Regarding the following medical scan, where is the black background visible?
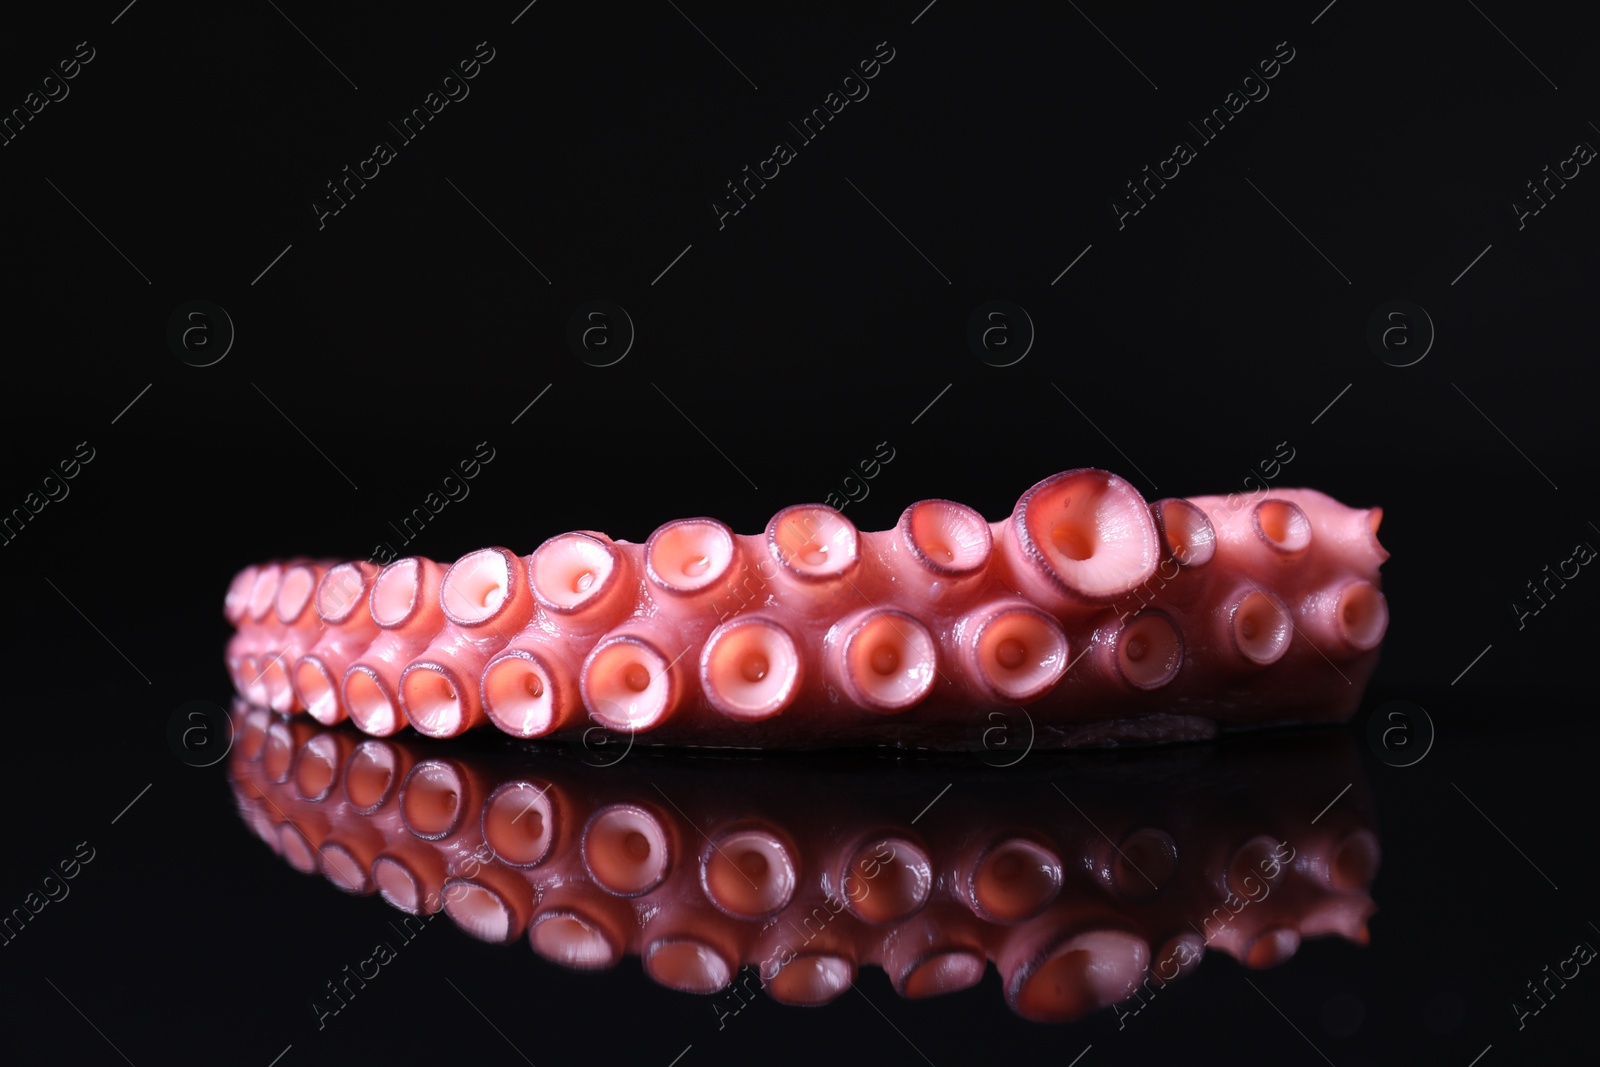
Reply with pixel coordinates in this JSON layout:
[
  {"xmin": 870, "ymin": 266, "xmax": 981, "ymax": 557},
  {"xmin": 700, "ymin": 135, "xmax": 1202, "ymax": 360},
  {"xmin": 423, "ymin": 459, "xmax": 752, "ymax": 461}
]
[{"xmin": 1, "ymin": 1, "xmax": 1596, "ymax": 1064}]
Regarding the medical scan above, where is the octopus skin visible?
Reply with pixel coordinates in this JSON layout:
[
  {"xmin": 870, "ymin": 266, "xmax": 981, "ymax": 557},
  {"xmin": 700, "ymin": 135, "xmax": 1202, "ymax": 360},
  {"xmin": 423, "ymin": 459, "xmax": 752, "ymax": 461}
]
[
  {"xmin": 229, "ymin": 705, "xmax": 1379, "ymax": 1022},
  {"xmin": 222, "ymin": 468, "xmax": 1389, "ymax": 747}
]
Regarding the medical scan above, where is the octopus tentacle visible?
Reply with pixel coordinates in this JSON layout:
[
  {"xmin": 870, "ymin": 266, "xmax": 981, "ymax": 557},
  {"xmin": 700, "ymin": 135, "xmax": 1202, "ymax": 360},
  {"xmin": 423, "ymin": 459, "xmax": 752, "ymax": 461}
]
[{"xmin": 223, "ymin": 469, "xmax": 1388, "ymax": 747}]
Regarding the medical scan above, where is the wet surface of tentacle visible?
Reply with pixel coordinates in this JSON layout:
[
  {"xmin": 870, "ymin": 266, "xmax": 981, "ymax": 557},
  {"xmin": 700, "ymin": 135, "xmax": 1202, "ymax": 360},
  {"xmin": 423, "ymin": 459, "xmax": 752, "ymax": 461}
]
[{"xmin": 223, "ymin": 469, "xmax": 1389, "ymax": 747}]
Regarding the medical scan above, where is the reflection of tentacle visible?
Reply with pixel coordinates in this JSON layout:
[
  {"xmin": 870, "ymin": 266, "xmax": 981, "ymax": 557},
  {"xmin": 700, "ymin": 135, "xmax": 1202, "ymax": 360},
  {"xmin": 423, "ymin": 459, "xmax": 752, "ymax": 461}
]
[
  {"xmin": 224, "ymin": 470, "xmax": 1388, "ymax": 745},
  {"xmin": 883, "ymin": 903, "xmax": 989, "ymax": 998},
  {"xmin": 997, "ymin": 906, "xmax": 1152, "ymax": 1023},
  {"xmin": 227, "ymin": 709, "xmax": 1379, "ymax": 1022}
]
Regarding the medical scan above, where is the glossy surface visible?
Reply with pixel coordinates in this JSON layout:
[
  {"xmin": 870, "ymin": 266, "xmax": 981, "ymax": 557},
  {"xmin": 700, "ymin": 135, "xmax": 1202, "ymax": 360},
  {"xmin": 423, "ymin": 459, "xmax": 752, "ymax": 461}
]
[
  {"xmin": 223, "ymin": 473, "xmax": 1388, "ymax": 747},
  {"xmin": 227, "ymin": 704, "xmax": 1378, "ymax": 1023}
]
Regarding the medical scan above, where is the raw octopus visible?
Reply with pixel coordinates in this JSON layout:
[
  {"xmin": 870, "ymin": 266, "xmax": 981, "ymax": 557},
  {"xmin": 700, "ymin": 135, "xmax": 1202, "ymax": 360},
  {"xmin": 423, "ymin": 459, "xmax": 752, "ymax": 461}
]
[{"xmin": 222, "ymin": 469, "xmax": 1388, "ymax": 747}]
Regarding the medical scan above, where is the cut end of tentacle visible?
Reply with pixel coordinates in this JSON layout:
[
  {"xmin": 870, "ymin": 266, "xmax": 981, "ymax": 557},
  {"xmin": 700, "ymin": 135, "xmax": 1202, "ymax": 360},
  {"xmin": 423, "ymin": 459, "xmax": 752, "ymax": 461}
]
[
  {"xmin": 1153, "ymin": 498, "xmax": 1216, "ymax": 566},
  {"xmin": 583, "ymin": 804, "xmax": 671, "ymax": 896},
  {"xmin": 843, "ymin": 837, "xmax": 932, "ymax": 925},
  {"xmin": 400, "ymin": 662, "xmax": 472, "ymax": 738},
  {"xmin": 1016, "ymin": 469, "xmax": 1159, "ymax": 600},
  {"xmin": 400, "ymin": 760, "xmax": 468, "ymax": 840},
  {"xmin": 1335, "ymin": 581, "xmax": 1388, "ymax": 651},
  {"xmin": 700, "ymin": 617, "xmax": 801, "ymax": 721},
  {"xmin": 972, "ymin": 838, "xmax": 1064, "ymax": 923},
  {"xmin": 768, "ymin": 504, "xmax": 859, "ymax": 580},
  {"xmin": 582, "ymin": 635, "xmax": 677, "ymax": 730},
  {"xmin": 901, "ymin": 499, "xmax": 994, "ymax": 577},
  {"xmin": 1254, "ymin": 499, "xmax": 1312, "ymax": 554},
  {"xmin": 440, "ymin": 547, "xmax": 517, "ymax": 626},
  {"xmin": 1230, "ymin": 590, "xmax": 1293, "ymax": 665},
  {"xmin": 1114, "ymin": 611, "xmax": 1184, "ymax": 690},
  {"xmin": 483, "ymin": 781, "xmax": 556, "ymax": 868},
  {"xmin": 530, "ymin": 911, "xmax": 620, "ymax": 971},
  {"xmin": 482, "ymin": 648, "xmax": 564, "ymax": 738},
  {"xmin": 971, "ymin": 604, "xmax": 1069, "ymax": 701},
  {"xmin": 701, "ymin": 827, "xmax": 796, "ymax": 919},
  {"xmin": 275, "ymin": 563, "xmax": 319, "ymax": 625},
  {"xmin": 645, "ymin": 938, "xmax": 734, "ymax": 994},
  {"xmin": 645, "ymin": 518, "xmax": 736, "ymax": 595},
  {"xmin": 1008, "ymin": 929, "xmax": 1150, "ymax": 1024},
  {"xmin": 765, "ymin": 955, "xmax": 855, "ymax": 1006},
  {"xmin": 839, "ymin": 610, "xmax": 937, "ymax": 712},
  {"xmin": 530, "ymin": 532, "xmax": 623, "ymax": 614}
]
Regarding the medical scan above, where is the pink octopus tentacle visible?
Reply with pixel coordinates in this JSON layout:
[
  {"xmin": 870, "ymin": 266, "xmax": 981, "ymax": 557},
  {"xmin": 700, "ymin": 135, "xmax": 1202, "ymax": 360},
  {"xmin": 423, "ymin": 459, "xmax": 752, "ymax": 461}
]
[{"xmin": 224, "ymin": 470, "xmax": 1389, "ymax": 746}]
